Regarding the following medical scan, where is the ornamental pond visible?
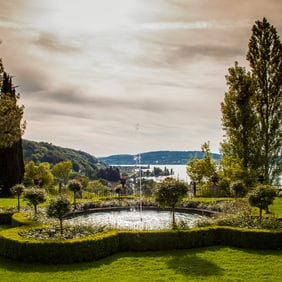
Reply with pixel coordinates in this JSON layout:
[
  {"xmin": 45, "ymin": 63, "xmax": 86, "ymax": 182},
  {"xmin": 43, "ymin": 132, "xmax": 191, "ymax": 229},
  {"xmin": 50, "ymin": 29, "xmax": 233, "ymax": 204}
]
[{"xmin": 66, "ymin": 209, "xmax": 204, "ymax": 230}]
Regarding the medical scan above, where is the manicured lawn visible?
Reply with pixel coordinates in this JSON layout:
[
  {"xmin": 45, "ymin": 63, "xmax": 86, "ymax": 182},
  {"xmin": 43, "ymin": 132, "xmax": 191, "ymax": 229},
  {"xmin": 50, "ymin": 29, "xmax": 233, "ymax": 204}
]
[
  {"xmin": 269, "ymin": 197, "xmax": 282, "ymax": 217},
  {"xmin": 0, "ymin": 246, "xmax": 281, "ymax": 281}
]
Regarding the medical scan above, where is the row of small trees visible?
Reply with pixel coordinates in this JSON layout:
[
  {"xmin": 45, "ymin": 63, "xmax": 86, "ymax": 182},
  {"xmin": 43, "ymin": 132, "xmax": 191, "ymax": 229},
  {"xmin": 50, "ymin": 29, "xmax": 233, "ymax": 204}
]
[{"xmin": 10, "ymin": 180, "xmax": 82, "ymax": 235}]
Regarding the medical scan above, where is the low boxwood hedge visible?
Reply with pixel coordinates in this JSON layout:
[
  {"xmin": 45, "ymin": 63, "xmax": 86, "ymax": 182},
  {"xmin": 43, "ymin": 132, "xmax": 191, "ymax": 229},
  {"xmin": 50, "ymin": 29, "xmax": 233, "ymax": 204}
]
[
  {"xmin": 0, "ymin": 225, "xmax": 281, "ymax": 264},
  {"xmin": 0, "ymin": 227, "xmax": 119, "ymax": 264},
  {"xmin": 0, "ymin": 212, "xmax": 281, "ymax": 264}
]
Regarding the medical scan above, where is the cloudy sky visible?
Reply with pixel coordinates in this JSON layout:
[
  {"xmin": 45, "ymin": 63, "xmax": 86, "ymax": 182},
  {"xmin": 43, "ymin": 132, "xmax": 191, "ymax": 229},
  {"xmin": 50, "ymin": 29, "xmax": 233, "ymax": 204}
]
[{"xmin": 0, "ymin": 0, "xmax": 281, "ymax": 157}]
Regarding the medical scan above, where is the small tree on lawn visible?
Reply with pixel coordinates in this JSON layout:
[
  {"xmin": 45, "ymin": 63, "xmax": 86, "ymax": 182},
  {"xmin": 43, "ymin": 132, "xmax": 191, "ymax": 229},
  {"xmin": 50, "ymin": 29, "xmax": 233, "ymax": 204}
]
[
  {"xmin": 154, "ymin": 177, "xmax": 188, "ymax": 228},
  {"xmin": 10, "ymin": 183, "xmax": 25, "ymax": 212},
  {"xmin": 24, "ymin": 187, "xmax": 46, "ymax": 216},
  {"xmin": 68, "ymin": 179, "xmax": 82, "ymax": 209},
  {"xmin": 230, "ymin": 180, "xmax": 248, "ymax": 198},
  {"xmin": 47, "ymin": 196, "xmax": 71, "ymax": 235},
  {"xmin": 247, "ymin": 184, "xmax": 277, "ymax": 222}
]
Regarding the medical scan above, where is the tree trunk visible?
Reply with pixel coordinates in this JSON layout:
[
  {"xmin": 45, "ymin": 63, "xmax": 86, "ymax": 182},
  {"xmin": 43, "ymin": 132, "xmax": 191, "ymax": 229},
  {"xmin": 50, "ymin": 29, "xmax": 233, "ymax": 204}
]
[
  {"xmin": 17, "ymin": 195, "xmax": 20, "ymax": 212},
  {"xmin": 172, "ymin": 206, "xmax": 176, "ymax": 229},
  {"xmin": 60, "ymin": 218, "xmax": 63, "ymax": 235},
  {"xmin": 73, "ymin": 192, "xmax": 76, "ymax": 209}
]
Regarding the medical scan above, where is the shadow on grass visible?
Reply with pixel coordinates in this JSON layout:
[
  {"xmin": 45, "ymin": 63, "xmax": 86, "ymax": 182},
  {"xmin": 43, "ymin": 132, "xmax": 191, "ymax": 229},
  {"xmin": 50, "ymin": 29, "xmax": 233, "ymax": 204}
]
[
  {"xmin": 166, "ymin": 249, "xmax": 223, "ymax": 277},
  {"xmin": 0, "ymin": 253, "xmax": 120, "ymax": 274}
]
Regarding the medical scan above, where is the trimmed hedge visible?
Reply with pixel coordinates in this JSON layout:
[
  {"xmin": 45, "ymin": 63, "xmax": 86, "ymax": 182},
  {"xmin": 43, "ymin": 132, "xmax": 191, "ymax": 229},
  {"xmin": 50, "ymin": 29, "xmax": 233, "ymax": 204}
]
[
  {"xmin": 11, "ymin": 212, "xmax": 36, "ymax": 227},
  {"xmin": 0, "ymin": 225, "xmax": 281, "ymax": 264},
  {"xmin": 0, "ymin": 212, "xmax": 281, "ymax": 263},
  {"xmin": 0, "ymin": 227, "xmax": 119, "ymax": 264},
  {"xmin": 0, "ymin": 212, "xmax": 13, "ymax": 225}
]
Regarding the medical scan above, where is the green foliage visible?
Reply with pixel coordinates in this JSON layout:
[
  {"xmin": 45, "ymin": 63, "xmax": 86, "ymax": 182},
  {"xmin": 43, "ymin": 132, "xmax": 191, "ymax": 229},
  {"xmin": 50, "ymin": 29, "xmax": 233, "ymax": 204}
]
[
  {"xmin": 51, "ymin": 160, "xmax": 72, "ymax": 185},
  {"xmin": 221, "ymin": 18, "xmax": 282, "ymax": 185},
  {"xmin": 47, "ymin": 196, "xmax": 71, "ymax": 235},
  {"xmin": 186, "ymin": 142, "xmax": 217, "ymax": 190},
  {"xmin": 23, "ymin": 140, "xmax": 102, "ymax": 179},
  {"xmin": 0, "ymin": 61, "xmax": 25, "ymax": 197},
  {"xmin": 68, "ymin": 179, "xmax": 82, "ymax": 208},
  {"xmin": 0, "ymin": 62, "xmax": 25, "ymax": 149},
  {"xmin": 155, "ymin": 178, "xmax": 188, "ymax": 209},
  {"xmin": 230, "ymin": 180, "xmax": 248, "ymax": 197},
  {"xmin": 248, "ymin": 185, "xmax": 278, "ymax": 219},
  {"xmin": 23, "ymin": 187, "xmax": 47, "ymax": 215},
  {"xmin": 154, "ymin": 177, "xmax": 188, "ymax": 227},
  {"xmin": 0, "ymin": 225, "xmax": 281, "ymax": 264},
  {"xmin": 68, "ymin": 180, "xmax": 82, "ymax": 192},
  {"xmin": 247, "ymin": 18, "xmax": 282, "ymax": 184},
  {"xmin": 24, "ymin": 161, "xmax": 53, "ymax": 188},
  {"xmin": 221, "ymin": 62, "xmax": 258, "ymax": 172}
]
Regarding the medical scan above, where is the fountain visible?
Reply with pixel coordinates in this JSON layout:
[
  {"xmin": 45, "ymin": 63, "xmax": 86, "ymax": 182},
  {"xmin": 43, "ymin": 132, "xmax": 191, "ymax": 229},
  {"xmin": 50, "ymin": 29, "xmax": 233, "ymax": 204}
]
[{"xmin": 66, "ymin": 208, "xmax": 204, "ymax": 230}]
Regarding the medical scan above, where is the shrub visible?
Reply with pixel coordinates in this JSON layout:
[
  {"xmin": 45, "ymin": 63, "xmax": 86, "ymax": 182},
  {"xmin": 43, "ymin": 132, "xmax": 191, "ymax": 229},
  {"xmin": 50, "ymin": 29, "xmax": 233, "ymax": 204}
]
[
  {"xmin": 23, "ymin": 187, "xmax": 47, "ymax": 216},
  {"xmin": 248, "ymin": 185, "xmax": 278, "ymax": 220},
  {"xmin": 47, "ymin": 196, "xmax": 71, "ymax": 235},
  {"xmin": 230, "ymin": 180, "xmax": 248, "ymax": 197}
]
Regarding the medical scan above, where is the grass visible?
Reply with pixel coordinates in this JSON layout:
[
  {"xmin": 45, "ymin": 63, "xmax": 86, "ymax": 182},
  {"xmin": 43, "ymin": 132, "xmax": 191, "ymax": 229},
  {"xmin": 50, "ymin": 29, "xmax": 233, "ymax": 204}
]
[
  {"xmin": 269, "ymin": 197, "xmax": 282, "ymax": 217},
  {"xmin": 0, "ymin": 246, "xmax": 281, "ymax": 281},
  {"xmin": 0, "ymin": 197, "xmax": 282, "ymax": 281}
]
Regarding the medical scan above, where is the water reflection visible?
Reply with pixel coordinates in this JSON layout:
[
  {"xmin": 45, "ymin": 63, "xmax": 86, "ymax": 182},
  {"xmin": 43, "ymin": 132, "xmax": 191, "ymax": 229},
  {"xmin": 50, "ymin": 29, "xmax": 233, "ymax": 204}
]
[{"xmin": 67, "ymin": 210, "xmax": 203, "ymax": 230}]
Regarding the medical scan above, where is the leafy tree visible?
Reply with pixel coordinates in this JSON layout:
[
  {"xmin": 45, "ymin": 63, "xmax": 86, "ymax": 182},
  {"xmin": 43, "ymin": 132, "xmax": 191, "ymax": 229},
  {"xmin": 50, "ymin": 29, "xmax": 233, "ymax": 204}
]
[
  {"xmin": 52, "ymin": 160, "xmax": 72, "ymax": 185},
  {"xmin": 221, "ymin": 62, "xmax": 258, "ymax": 172},
  {"xmin": 24, "ymin": 187, "xmax": 47, "ymax": 216},
  {"xmin": 36, "ymin": 162, "xmax": 54, "ymax": 187},
  {"xmin": 47, "ymin": 196, "xmax": 71, "ymax": 235},
  {"xmin": 23, "ymin": 161, "xmax": 38, "ymax": 186},
  {"xmin": 154, "ymin": 177, "xmax": 188, "ymax": 228},
  {"xmin": 221, "ymin": 18, "xmax": 282, "ymax": 185},
  {"xmin": 10, "ymin": 183, "xmax": 25, "ymax": 212},
  {"xmin": 24, "ymin": 161, "xmax": 53, "ymax": 188},
  {"xmin": 98, "ymin": 167, "xmax": 120, "ymax": 182},
  {"xmin": 186, "ymin": 142, "xmax": 217, "ymax": 191},
  {"xmin": 0, "ymin": 60, "xmax": 25, "ymax": 196},
  {"xmin": 68, "ymin": 179, "xmax": 82, "ymax": 209},
  {"xmin": 247, "ymin": 185, "xmax": 277, "ymax": 221}
]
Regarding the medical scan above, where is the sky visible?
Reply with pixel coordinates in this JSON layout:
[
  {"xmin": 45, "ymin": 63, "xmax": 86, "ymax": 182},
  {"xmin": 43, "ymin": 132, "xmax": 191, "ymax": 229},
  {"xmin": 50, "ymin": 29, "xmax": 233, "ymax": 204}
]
[{"xmin": 0, "ymin": 0, "xmax": 281, "ymax": 157}]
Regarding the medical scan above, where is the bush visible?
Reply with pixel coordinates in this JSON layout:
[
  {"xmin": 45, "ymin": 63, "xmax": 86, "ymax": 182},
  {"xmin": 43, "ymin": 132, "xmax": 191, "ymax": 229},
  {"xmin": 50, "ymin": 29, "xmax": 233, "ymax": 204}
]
[
  {"xmin": 0, "ymin": 225, "xmax": 281, "ymax": 263},
  {"xmin": 230, "ymin": 180, "xmax": 247, "ymax": 197}
]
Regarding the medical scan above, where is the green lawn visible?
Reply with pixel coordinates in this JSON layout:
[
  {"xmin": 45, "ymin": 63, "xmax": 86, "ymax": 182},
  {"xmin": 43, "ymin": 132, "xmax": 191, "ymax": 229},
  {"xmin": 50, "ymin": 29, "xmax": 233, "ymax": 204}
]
[
  {"xmin": 0, "ymin": 246, "xmax": 281, "ymax": 281},
  {"xmin": 269, "ymin": 197, "xmax": 282, "ymax": 217}
]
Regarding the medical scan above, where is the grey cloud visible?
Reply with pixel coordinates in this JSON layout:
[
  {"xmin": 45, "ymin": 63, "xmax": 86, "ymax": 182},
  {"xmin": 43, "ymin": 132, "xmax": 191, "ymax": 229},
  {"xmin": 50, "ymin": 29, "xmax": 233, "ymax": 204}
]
[{"xmin": 33, "ymin": 32, "xmax": 81, "ymax": 53}]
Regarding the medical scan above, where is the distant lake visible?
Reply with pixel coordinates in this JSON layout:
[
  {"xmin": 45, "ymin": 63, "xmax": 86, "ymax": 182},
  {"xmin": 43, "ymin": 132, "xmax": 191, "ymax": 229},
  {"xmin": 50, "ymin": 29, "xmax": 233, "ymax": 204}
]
[
  {"xmin": 145, "ymin": 164, "xmax": 190, "ymax": 183},
  {"xmin": 115, "ymin": 164, "xmax": 190, "ymax": 183}
]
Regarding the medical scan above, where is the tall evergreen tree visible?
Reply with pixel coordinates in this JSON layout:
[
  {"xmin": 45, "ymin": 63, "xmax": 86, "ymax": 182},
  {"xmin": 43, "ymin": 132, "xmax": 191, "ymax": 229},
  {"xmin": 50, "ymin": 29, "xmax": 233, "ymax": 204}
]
[
  {"xmin": 246, "ymin": 18, "xmax": 282, "ymax": 184},
  {"xmin": 0, "ymin": 59, "xmax": 25, "ymax": 196},
  {"xmin": 221, "ymin": 18, "xmax": 282, "ymax": 185}
]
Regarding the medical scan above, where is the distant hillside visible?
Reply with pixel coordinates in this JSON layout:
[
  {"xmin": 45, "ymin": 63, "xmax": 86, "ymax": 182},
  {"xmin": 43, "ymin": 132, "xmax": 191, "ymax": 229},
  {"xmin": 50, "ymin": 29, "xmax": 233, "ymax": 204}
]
[
  {"xmin": 98, "ymin": 151, "xmax": 221, "ymax": 165},
  {"xmin": 23, "ymin": 140, "xmax": 106, "ymax": 177}
]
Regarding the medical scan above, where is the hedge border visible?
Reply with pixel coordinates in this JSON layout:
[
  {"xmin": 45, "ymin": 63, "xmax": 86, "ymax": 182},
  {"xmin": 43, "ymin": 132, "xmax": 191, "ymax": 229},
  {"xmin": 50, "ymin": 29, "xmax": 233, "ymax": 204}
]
[{"xmin": 0, "ymin": 213, "xmax": 281, "ymax": 264}]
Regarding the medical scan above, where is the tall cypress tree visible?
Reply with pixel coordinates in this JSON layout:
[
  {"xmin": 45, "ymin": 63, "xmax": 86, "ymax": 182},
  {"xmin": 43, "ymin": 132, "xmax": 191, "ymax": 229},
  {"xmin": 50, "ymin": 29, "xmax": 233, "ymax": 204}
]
[
  {"xmin": 247, "ymin": 18, "xmax": 282, "ymax": 184},
  {"xmin": 0, "ymin": 60, "xmax": 25, "ymax": 196}
]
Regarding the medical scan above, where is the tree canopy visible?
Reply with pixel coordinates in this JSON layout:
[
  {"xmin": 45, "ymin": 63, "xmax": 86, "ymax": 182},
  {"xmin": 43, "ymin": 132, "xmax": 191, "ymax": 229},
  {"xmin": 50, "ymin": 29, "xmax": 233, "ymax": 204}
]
[
  {"xmin": 0, "ymin": 60, "xmax": 25, "ymax": 196},
  {"xmin": 221, "ymin": 18, "xmax": 282, "ymax": 185}
]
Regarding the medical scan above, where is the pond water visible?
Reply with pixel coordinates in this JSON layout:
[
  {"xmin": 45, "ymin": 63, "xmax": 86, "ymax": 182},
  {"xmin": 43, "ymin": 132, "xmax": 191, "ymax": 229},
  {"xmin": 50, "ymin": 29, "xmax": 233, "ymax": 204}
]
[{"xmin": 66, "ymin": 209, "xmax": 203, "ymax": 230}]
